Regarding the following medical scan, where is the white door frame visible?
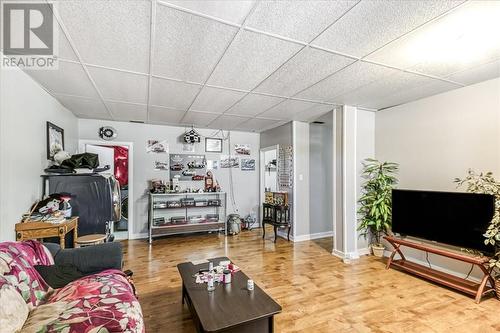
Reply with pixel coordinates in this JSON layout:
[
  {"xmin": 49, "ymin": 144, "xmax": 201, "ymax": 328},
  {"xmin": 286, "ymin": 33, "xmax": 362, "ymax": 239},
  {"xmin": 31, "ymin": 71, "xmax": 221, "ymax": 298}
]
[
  {"xmin": 259, "ymin": 145, "xmax": 279, "ymax": 227},
  {"xmin": 78, "ymin": 140, "xmax": 134, "ymax": 240}
]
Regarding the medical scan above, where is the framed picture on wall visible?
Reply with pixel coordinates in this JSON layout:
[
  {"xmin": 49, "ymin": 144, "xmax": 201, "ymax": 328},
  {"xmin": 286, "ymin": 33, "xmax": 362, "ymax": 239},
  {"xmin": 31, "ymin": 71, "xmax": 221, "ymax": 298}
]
[
  {"xmin": 205, "ymin": 138, "xmax": 222, "ymax": 153},
  {"xmin": 46, "ymin": 121, "xmax": 64, "ymax": 160}
]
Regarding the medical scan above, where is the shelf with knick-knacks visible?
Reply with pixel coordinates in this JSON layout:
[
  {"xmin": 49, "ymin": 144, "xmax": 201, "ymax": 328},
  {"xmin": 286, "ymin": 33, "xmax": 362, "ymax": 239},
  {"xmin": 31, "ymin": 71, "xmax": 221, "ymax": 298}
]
[{"xmin": 148, "ymin": 192, "xmax": 226, "ymax": 243}]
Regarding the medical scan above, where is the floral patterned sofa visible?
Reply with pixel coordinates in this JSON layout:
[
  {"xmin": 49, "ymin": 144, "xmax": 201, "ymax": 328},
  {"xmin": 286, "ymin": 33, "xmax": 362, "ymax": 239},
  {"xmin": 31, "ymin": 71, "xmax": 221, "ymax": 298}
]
[{"xmin": 0, "ymin": 240, "xmax": 143, "ymax": 333}]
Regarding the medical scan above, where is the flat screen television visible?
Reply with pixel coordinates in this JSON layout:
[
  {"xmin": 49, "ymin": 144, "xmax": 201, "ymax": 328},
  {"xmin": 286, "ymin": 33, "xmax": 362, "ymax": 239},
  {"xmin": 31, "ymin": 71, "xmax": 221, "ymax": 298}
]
[{"xmin": 391, "ymin": 189, "xmax": 496, "ymax": 254}]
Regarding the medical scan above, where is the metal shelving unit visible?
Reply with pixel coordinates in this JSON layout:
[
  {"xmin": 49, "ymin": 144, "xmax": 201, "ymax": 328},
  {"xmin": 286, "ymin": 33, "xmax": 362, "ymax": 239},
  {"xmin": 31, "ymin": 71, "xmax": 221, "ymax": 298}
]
[{"xmin": 148, "ymin": 192, "xmax": 226, "ymax": 243}]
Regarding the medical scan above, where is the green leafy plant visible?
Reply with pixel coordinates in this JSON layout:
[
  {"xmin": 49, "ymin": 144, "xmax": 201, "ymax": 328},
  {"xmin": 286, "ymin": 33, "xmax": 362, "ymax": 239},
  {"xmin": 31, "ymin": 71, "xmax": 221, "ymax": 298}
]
[
  {"xmin": 358, "ymin": 158, "xmax": 399, "ymax": 246},
  {"xmin": 454, "ymin": 170, "xmax": 500, "ymax": 270}
]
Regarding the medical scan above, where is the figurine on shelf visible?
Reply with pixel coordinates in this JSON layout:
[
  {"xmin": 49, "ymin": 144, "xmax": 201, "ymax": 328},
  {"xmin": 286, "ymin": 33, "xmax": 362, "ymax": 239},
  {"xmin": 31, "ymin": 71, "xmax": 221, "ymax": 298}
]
[{"xmin": 205, "ymin": 171, "xmax": 214, "ymax": 192}]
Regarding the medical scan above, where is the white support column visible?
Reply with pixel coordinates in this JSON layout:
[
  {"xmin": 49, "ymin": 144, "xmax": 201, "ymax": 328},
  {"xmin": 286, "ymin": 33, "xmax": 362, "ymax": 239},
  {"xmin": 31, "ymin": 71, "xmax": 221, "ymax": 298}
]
[{"xmin": 332, "ymin": 105, "xmax": 359, "ymax": 262}]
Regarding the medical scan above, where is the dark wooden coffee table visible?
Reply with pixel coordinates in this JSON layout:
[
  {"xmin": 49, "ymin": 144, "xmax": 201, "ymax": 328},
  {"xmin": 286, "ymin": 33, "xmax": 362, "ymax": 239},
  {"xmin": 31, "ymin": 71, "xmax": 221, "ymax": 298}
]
[{"xmin": 177, "ymin": 257, "xmax": 282, "ymax": 333}]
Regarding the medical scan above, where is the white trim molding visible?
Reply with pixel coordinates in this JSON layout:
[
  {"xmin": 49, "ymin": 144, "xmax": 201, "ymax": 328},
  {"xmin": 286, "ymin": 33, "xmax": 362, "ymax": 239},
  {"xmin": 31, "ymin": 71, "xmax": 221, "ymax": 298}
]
[
  {"xmin": 130, "ymin": 233, "xmax": 148, "ymax": 240},
  {"xmin": 332, "ymin": 249, "xmax": 361, "ymax": 263},
  {"xmin": 292, "ymin": 231, "xmax": 334, "ymax": 242}
]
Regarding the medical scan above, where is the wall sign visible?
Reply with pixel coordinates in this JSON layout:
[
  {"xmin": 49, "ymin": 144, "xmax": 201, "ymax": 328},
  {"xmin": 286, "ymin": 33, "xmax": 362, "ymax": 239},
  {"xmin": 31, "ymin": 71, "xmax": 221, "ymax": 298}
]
[
  {"xmin": 169, "ymin": 154, "xmax": 206, "ymax": 181},
  {"xmin": 205, "ymin": 138, "xmax": 223, "ymax": 153}
]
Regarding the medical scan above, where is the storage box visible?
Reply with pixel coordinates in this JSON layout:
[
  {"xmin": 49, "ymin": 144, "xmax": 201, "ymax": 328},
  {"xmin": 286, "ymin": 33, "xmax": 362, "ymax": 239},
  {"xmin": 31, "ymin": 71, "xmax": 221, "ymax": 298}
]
[
  {"xmin": 207, "ymin": 199, "xmax": 221, "ymax": 206},
  {"xmin": 181, "ymin": 198, "xmax": 195, "ymax": 207},
  {"xmin": 170, "ymin": 216, "xmax": 187, "ymax": 225},
  {"xmin": 153, "ymin": 217, "xmax": 166, "ymax": 226},
  {"xmin": 188, "ymin": 215, "xmax": 204, "ymax": 223},
  {"xmin": 153, "ymin": 202, "xmax": 167, "ymax": 209},
  {"xmin": 195, "ymin": 200, "xmax": 208, "ymax": 207},
  {"xmin": 205, "ymin": 214, "xmax": 219, "ymax": 222},
  {"xmin": 167, "ymin": 200, "xmax": 182, "ymax": 208}
]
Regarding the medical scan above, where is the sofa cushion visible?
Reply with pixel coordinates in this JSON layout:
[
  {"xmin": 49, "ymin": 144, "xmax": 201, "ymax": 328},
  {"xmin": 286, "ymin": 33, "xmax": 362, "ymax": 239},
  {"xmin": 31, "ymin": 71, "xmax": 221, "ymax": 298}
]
[
  {"xmin": 21, "ymin": 300, "xmax": 77, "ymax": 333},
  {"xmin": 0, "ymin": 241, "xmax": 52, "ymax": 307},
  {"xmin": 27, "ymin": 269, "xmax": 144, "ymax": 332},
  {"xmin": 0, "ymin": 275, "xmax": 29, "ymax": 333}
]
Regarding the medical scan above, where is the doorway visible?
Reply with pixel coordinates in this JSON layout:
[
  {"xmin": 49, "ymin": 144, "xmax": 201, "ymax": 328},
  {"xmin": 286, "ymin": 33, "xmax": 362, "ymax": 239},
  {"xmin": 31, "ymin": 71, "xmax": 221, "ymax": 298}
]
[
  {"xmin": 259, "ymin": 145, "xmax": 279, "ymax": 228},
  {"xmin": 79, "ymin": 140, "xmax": 134, "ymax": 240}
]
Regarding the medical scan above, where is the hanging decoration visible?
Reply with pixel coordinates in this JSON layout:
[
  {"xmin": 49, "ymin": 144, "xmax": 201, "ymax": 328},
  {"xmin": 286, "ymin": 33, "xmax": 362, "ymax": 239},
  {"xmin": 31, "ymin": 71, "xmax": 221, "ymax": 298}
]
[
  {"xmin": 183, "ymin": 127, "xmax": 201, "ymax": 144},
  {"xmin": 99, "ymin": 126, "xmax": 117, "ymax": 140}
]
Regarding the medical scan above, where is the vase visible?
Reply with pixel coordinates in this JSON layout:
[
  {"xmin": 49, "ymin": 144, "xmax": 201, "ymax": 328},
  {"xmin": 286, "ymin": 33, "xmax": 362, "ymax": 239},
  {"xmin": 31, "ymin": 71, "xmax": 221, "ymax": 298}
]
[{"xmin": 371, "ymin": 244, "xmax": 385, "ymax": 257}]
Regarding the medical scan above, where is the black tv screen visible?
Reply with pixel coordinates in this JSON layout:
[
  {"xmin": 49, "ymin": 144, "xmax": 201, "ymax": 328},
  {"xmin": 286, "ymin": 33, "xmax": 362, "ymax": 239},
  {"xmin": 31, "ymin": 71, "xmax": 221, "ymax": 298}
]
[{"xmin": 392, "ymin": 189, "xmax": 495, "ymax": 254}]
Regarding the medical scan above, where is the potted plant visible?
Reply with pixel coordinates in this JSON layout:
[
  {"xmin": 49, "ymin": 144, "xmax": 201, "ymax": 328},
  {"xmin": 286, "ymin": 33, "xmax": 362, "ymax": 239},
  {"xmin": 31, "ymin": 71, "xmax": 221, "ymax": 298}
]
[
  {"xmin": 358, "ymin": 158, "xmax": 399, "ymax": 257},
  {"xmin": 455, "ymin": 170, "xmax": 500, "ymax": 293}
]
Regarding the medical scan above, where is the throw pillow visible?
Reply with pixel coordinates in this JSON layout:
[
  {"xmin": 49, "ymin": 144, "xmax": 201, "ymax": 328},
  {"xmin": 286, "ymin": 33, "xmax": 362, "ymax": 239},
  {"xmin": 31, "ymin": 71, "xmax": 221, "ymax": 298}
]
[
  {"xmin": 35, "ymin": 264, "xmax": 84, "ymax": 289},
  {"xmin": 0, "ymin": 275, "xmax": 29, "ymax": 333}
]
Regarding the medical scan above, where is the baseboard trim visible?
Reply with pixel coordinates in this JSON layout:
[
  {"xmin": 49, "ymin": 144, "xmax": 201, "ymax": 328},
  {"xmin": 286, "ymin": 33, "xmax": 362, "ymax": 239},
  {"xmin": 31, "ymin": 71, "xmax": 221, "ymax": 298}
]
[
  {"xmin": 292, "ymin": 231, "xmax": 334, "ymax": 242},
  {"xmin": 129, "ymin": 233, "xmax": 148, "ymax": 240},
  {"xmin": 331, "ymin": 249, "xmax": 361, "ymax": 262},
  {"xmin": 357, "ymin": 247, "xmax": 371, "ymax": 256}
]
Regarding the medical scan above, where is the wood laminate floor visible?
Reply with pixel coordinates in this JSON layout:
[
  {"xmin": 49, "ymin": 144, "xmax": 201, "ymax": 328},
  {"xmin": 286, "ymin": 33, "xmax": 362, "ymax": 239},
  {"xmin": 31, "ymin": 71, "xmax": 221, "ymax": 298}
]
[{"xmin": 122, "ymin": 227, "xmax": 500, "ymax": 333}]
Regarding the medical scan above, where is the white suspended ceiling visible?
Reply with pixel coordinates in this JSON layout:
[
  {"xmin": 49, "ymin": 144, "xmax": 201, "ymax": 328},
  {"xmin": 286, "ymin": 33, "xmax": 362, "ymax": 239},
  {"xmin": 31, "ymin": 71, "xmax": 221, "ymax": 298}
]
[{"xmin": 16, "ymin": 0, "xmax": 500, "ymax": 132}]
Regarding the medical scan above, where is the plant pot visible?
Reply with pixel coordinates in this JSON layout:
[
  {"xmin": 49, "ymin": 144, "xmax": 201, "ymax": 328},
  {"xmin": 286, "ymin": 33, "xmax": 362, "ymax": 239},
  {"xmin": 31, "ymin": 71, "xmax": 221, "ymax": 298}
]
[{"xmin": 371, "ymin": 244, "xmax": 385, "ymax": 257}]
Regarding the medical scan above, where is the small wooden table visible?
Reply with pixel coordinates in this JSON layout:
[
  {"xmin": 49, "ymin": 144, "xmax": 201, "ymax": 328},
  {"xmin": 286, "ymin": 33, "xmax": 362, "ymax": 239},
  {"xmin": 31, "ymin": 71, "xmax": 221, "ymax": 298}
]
[
  {"xmin": 76, "ymin": 234, "xmax": 106, "ymax": 247},
  {"xmin": 262, "ymin": 203, "xmax": 291, "ymax": 243},
  {"xmin": 15, "ymin": 217, "xmax": 78, "ymax": 249},
  {"xmin": 178, "ymin": 257, "xmax": 282, "ymax": 333}
]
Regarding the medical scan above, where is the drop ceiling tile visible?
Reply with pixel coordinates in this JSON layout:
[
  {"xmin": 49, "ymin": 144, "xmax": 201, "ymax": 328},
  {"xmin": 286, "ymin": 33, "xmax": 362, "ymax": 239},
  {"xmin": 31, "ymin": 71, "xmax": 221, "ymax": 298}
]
[
  {"xmin": 24, "ymin": 61, "xmax": 99, "ymax": 98},
  {"xmin": 226, "ymin": 93, "xmax": 284, "ymax": 116},
  {"xmin": 105, "ymin": 101, "xmax": 147, "ymax": 122},
  {"xmin": 88, "ymin": 67, "xmax": 148, "ymax": 104},
  {"xmin": 207, "ymin": 30, "xmax": 303, "ymax": 90},
  {"xmin": 313, "ymin": 1, "xmax": 463, "ymax": 58},
  {"xmin": 154, "ymin": 5, "xmax": 238, "ymax": 83},
  {"xmin": 149, "ymin": 105, "xmax": 186, "ymax": 123},
  {"xmin": 182, "ymin": 111, "xmax": 220, "ymax": 126},
  {"xmin": 55, "ymin": 95, "xmax": 110, "ymax": 119},
  {"xmin": 191, "ymin": 86, "xmax": 246, "ymax": 113},
  {"xmin": 55, "ymin": 25, "xmax": 78, "ymax": 61},
  {"xmin": 150, "ymin": 78, "xmax": 202, "ymax": 110},
  {"xmin": 292, "ymin": 104, "xmax": 334, "ymax": 122},
  {"xmin": 208, "ymin": 115, "xmax": 250, "ymax": 130},
  {"xmin": 235, "ymin": 118, "xmax": 283, "ymax": 132},
  {"xmin": 333, "ymin": 70, "xmax": 438, "ymax": 109},
  {"xmin": 259, "ymin": 99, "xmax": 317, "ymax": 120},
  {"xmin": 57, "ymin": 0, "xmax": 150, "ymax": 72},
  {"xmin": 255, "ymin": 47, "xmax": 355, "ymax": 97},
  {"xmin": 162, "ymin": 1, "xmax": 255, "ymax": 25},
  {"xmin": 296, "ymin": 61, "xmax": 397, "ymax": 102},
  {"xmin": 366, "ymin": 2, "xmax": 500, "ymax": 77},
  {"xmin": 369, "ymin": 79, "xmax": 460, "ymax": 109},
  {"xmin": 246, "ymin": 0, "xmax": 357, "ymax": 42},
  {"xmin": 446, "ymin": 59, "xmax": 500, "ymax": 85}
]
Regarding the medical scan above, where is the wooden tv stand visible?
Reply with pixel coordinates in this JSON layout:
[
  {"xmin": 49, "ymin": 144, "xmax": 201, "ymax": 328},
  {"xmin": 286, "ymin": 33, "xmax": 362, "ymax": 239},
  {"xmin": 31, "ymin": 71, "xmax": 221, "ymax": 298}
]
[{"xmin": 384, "ymin": 236, "xmax": 496, "ymax": 303}]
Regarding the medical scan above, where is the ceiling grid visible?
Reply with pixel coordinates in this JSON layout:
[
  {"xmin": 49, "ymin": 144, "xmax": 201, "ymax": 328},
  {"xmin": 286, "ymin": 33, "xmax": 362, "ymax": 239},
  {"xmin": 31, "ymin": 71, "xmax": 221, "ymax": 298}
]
[{"xmin": 14, "ymin": 0, "xmax": 498, "ymax": 131}]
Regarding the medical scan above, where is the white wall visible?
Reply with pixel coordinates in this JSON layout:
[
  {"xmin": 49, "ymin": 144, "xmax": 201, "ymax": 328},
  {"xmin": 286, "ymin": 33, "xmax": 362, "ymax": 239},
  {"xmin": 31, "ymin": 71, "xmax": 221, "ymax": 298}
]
[
  {"xmin": 376, "ymin": 78, "xmax": 500, "ymax": 191},
  {"xmin": 0, "ymin": 67, "xmax": 78, "ymax": 241},
  {"xmin": 309, "ymin": 112, "xmax": 334, "ymax": 235},
  {"xmin": 260, "ymin": 122, "xmax": 292, "ymax": 149},
  {"xmin": 376, "ymin": 77, "xmax": 500, "ymax": 277},
  {"xmin": 78, "ymin": 119, "xmax": 260, "ymax": 238}
]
